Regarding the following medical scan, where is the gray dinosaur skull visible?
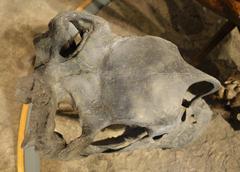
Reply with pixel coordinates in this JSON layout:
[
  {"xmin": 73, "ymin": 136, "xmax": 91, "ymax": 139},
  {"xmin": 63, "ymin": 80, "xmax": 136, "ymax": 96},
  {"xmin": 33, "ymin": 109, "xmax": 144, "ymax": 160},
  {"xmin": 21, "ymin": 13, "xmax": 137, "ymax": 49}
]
[{"xmin": 21, "ymin": 11, "xmax": 221, "ymax": 159}]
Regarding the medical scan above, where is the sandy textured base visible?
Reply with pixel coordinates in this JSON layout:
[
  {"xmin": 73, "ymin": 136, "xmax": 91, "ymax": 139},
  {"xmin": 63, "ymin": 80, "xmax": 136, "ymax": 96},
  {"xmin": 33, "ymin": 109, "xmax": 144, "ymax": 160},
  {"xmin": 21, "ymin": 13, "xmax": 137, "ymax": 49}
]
[
  {"xmin": 41, "ymin": 116, "xmax": 240, "ymax": 172},
  {"xmin": 0, "ymin": 0, "xmax": 240, "ymax": 171}
]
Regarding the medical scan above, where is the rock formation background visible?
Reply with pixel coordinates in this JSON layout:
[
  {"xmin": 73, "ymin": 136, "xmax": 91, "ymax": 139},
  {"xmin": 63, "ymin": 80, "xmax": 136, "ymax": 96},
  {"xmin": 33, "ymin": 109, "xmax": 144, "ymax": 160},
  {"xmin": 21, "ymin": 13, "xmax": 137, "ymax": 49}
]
[{"xmin": 0, "ymin": 0, "xmax": 239, "ymax": 171}]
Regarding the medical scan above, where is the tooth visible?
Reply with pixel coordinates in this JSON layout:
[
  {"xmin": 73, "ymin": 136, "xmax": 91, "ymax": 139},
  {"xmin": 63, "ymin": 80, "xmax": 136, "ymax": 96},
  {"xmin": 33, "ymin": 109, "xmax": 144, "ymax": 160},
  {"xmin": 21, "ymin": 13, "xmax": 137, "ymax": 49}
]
[
  {"xmin": 218, "ymin": 86, "xmax": 225, "ymax": 99},
  {"xmin": 58, "ymin": 101, "xmax": 74, "ymax": 112},
  {"xmin": 226, "ymin": 89, "xmax": 237, "ymax": 100},
  {"xmin": 73, "ymin": 33, "xmax": 82, "ymax": 45},
  {"xmin": 54, "ymin": 115, "xmax": 82, "ymax": 144}
]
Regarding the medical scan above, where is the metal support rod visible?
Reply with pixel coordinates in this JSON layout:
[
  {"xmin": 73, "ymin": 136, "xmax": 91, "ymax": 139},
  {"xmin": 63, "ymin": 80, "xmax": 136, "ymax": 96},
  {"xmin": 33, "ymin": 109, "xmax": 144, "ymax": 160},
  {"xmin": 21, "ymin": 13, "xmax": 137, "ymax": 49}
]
[{"xmin": 195, "ymin": 20, "xmax": 235, "ymax": 63}]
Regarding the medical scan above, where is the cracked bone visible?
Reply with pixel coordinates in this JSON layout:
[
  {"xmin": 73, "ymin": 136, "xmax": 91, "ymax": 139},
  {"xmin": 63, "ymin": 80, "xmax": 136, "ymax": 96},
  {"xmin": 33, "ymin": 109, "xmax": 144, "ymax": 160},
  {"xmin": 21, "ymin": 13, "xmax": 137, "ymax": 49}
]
[{"xmin": 20, "ymin": 11, "xmax": 221, "ymax": 159}]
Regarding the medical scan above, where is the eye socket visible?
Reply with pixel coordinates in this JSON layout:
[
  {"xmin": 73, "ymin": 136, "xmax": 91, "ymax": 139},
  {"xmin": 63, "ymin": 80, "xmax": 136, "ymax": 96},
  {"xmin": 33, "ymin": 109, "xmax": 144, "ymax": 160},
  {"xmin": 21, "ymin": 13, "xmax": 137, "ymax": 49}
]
[
  {"xmin": 91, "ymin": 124, "xmax": 148, "ymax": 150},
  {"xmin": 59, "ymin": 22, "xmax": 84, "ymax": 58}
]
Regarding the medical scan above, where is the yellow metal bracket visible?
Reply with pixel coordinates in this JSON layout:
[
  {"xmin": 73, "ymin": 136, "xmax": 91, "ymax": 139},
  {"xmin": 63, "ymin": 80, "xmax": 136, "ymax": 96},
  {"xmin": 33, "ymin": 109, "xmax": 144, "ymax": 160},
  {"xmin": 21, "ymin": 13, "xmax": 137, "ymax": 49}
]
[
  {"xmin": 17, "ymin": 1, "xmax": 110, "ymax": 171},
  {"xmin": 17, "ymin": 104, "xmax": 30, "ymax": 172}
]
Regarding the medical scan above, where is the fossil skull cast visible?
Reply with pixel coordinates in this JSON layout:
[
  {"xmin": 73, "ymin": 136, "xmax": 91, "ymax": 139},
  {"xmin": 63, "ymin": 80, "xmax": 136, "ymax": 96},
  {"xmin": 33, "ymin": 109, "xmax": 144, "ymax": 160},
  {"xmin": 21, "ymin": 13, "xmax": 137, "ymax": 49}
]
[{"xmin": 21, "ymin": 11, "xmax": 221, "ymax": 159}]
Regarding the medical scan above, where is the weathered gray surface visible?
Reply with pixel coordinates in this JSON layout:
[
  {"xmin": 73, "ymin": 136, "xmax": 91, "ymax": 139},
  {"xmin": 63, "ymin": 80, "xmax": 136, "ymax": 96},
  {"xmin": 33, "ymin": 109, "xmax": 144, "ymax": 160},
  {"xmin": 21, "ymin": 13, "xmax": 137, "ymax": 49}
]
[
  {"xmin": 1, "ymin": 0, "xmax": 240, "ymax": 171},
  {"xmin": 21, "ymin": 12, "xmax": 221, "ymax": 159},
  {"xmin": 39, "ymin": 1, "xmax": 240, "ymax": 171}
]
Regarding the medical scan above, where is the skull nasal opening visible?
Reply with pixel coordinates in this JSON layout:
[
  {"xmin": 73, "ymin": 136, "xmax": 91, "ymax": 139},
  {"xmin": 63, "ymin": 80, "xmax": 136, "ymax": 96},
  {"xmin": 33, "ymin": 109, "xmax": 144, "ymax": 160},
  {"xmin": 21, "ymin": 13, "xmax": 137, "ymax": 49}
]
[
  {"xmin": 188, "ymin": 81, "xmax": 214, "ymax": 96},
  {"xmin": 59, "ymin": 22, "xmax": 84, "ymax": 58},
  {"xmin": 182, "ymin": 81, "xmax": 215, "ymax": 108}
]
